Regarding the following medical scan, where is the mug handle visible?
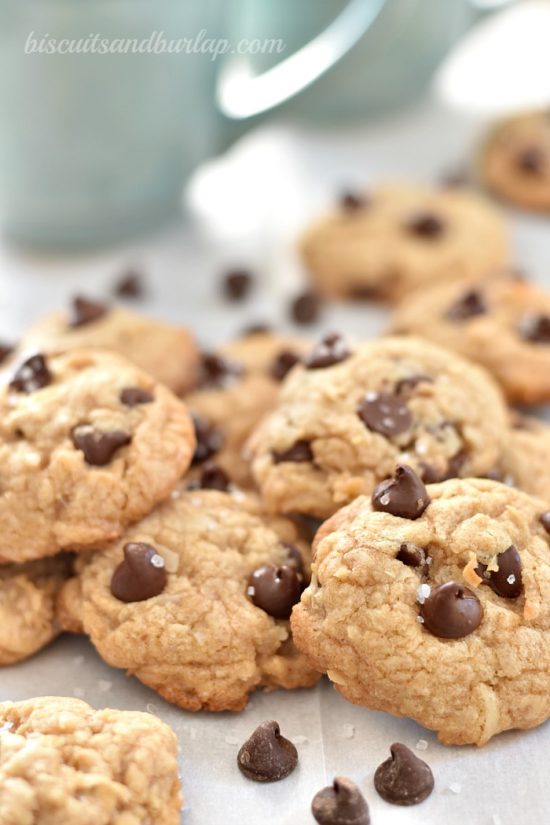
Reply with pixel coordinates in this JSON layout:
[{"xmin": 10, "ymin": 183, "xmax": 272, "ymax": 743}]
[{"xmin": 217, "ymin": 0, "xmax": 387, "ymax": 119}]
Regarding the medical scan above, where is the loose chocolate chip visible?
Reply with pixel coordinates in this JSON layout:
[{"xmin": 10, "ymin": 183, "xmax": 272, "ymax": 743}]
[
  {"xmin": 304, "ymin": 332, "xmax": 351, "ymax": 370},
  {"xmin": 69, "ymin": 295, "xmax": 108, "ymax": 328},
  {"xmin": 110, "ymin": 542, "xmax": 167, "ymax": 603},
  {"xmin": 272, "ymin": 440, "xmax": 313, "ymax": 464},
  {"xmin": 312, "ymin": 777, "xmax": 370, "ymax": 825},
  {"xmin": 516, "ymin": 146, "xmax": 544, "ymax": 175},
  {"xmin": 372, "ymin": 465, "xmax": 430, "ymax": 520},
  {"xmin": 290, "ymin": 291, "xmax": 321, "ymax": 325},
  {"xmin": 247, "ymin": 564, "xmax": 301, "ymax": 619},
  {"xmin": 340, "ymin": 191, "xmax": 368, "ymax": 212},
  {"xmin": 223, "ymin": 269, "xmax": 253, "ymax": 302},
  {"xmin": 518, "ymin": 312, "xmax": 550, "ymax": 344},
  {"xmin": 120, "ymin": 387, "xmax": 154, "ymax": 407},
  {"xmin": 540, "ymin": 511, "xmax": 550, "ymax": 534},
  {"xmin": 0, "ymin": 343, "xmax": 14, "ymax": 365},
  {"xmin": 191, "ymin": 413, "xmax": 224, "ymax": 465},
  {"xmin": 357, "ymin": 392, "xmax": 412, "ymax": 437},
  {"xmin": 114, "ymin": 270, "xmax": 144, "ymax": 299},
  {"xmin": 374, "ymin": 743, "xmax": 434, "ymax": 806},
  {"xmin": 420, "ymin": 581, "xmax": 483, "ymax": 638},
  {"xmin": 405, "ymin": 212, "xmax": 445, "ymax": 239},
  {"xmin": 476, "ymin": 545, "xmax": 522, "ymax": 599},
  {"xmin": 190, "ymin": 461, "xmax": 230, "ymax": 492},
  {"xmin": 237, "ymin": 720, "xmax": 297, "ymax": 782},
  {"xmin": 9, "ymin": 354, "xmax": 52, "ymax": 393},
  {"xmin": 445, "ymin": 289, "xmax": 487, "ymax": 321},
  {"xmin": 397, "ymin": 543, "xmax": 427, "ymax": 570},
  {"xmin": 395, "ymin": 374, "xmax": 433, "ymax": 396},
  {"xmin": 270, "ymin": 349, "xmax": 301, "ymax": 382},
  {"xmin": 198, "ymin": 352, "xmax": 244, "ymax": 388},
  {"xmin": 71, "ymin": 425, "xmax": 131, "ymax": 466}
]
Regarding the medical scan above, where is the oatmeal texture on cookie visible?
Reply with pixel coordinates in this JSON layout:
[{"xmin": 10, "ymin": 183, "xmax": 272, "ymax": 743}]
[
  {"xmin": 249, "ymin": 336, "xmax": 508, "ymax": 518},
  {"xmin": 0, "ymin": 349, "xmax": 195, "ymax": 563},
  {"xmin": 292, "ymin": 477, "xmax": 550, "ymax": 745},
  {"xmin": 0, "ymin": 697, "xmax": 181, "ymax": 825}
]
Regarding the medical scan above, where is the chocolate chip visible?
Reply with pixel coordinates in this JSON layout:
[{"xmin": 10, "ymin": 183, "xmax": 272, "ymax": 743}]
[
  {"xmin": 237, "ymin": 721, "xmax": 297, "ymax": 782},
  {"xmin": 445, "ymin": 289, "xmax": 487, "ymax": 321},
  {"xmin": 114, "ymin": 271, "xmax": 144, "ymax": 299},
  {"xmin": 374, "ymin": 743, "xmax": 434, "ymax": 806},
  {"xmin": 476, "ymin": 545, "xmax": 522, "ymax": 598},
  {"xmin": 110, "ymin": 542, "xmax": 167, "ymax": 603},
  {"xmin": 340, "ymin": 191, "xmax": 368, "ymax": 212},
  {"xmin": 291, "ymin": 514, "xmax": 324, "ymax": 543},
  {"xmin": 283, "ymin": 543, "xmax": 305, "ymax": 581},
  {"xmin": 290, "ymin": 291, "xmax": 321, "ymax": 325},
  {"xmin": 445, "ymin": 448, "xmax": 468, "ymax": 479},
  {"xmin": 247, "ymin": 564, "xmax": 301, "ymax": 619},
  {"xmin": 397, "ymin": 543, "xmax": 427, "ymax": 570},
  {"xmin": 223, "ymin": 269, "xmax": 253, "ymax": 302},
  {"xmin": 540, "ymin": 511, "xmax": 550, "ymax": 534},
  {"xmin": 0, "ymin": 343, "xmax": 14, "ymax": 365},
  {"xmin": 71, "ymin": 425, "xmax": 131, "ymax": 466},
  {"xmin": 191, "ymin": 413, "xmax": 223, "ymax": 465},
  {"xmin": 372, "ymin": 465, "xmax": 430, "ymax": 520},
  {"xmin": 120, "ymin": 387, "xmax": 154, "ymax": 407},
  {"xmin": 190, "ymin": 461, "xmax": 230, "ymax": 492},
  {"xmin": 516, "ymin": 146, "xmax": 544, "ymax": 175},
  {"xmin": 347, "ymin": 284, "xmax": 383, "ymax": 301},
  {"xmin": 405, "ymin": 212, "xmax": 445, "ymax": 239},
  {"xmin": 270, "ymin": 349, "xmax": 301, "ymax": 381},
  {"xmin": 420, "ymin": 582, "xmax": 483, "ymax": 638},
  {"xmin": 272, "ymin": 440, "xmax": 313, "ymax": 464},
  {"xmin": 304, "ymin": 332, "xmax": 351, "ymax": 369},
  {"xmin": 9, "ymin": 354, "xmax": 52, "ymax": 393},
  {"xmin": 240, "ymin": 322, "xmax": 271, "ymax": 337},
  {"xmin": 357, "ymin": 392, "xmax": 412, "ymax": 437},
  {"xmin": 518, "ymin": 313, "xmax": 550, "ymax": 344},
  {"xmin": 395, "ymin": 374, "xmax": 433, "ymax": 396},
  {"xmin": 312, "ymin": 777, "xmax": 370, "ymax": 825},
  {"xmin": 69, "ymin": 295, "xmax": 108, "ymax": 328},
  {"xmin": 198, "ymin": 352, "xmax": 243, "ymax": 388}
]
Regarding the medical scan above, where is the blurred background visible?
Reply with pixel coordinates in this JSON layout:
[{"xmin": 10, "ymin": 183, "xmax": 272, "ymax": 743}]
[{"xmin": 0, "ymin": 0, "xmax": 549, "ymax": 339}]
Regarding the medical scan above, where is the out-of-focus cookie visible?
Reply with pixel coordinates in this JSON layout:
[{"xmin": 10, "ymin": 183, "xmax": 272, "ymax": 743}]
[
  {"xmin": 0, "ymin": 349, "xmax": 195, "ymax": 563},
  {"xmin": 489, "ymin": 414, "xmax": 550, "ymax": 503},
  {"xmin": 300, "ymin": 184, "xmax": 509, "ymax": 301},
  {"xmin": 0, "ymin": 554, "xmax": 72, "ymax": 665},
  {"xmin": 292, "ymin": 475, "xmax": 550, "ymax": 745},
  {"xmin": 391, "ymin": 271, "xmax": 550, "ymax": 404},
  {"xmin": 481, "ymin": 111, "xmax": 550, "ymax": 212},
  {"xmin": 249, "ymin": 334, "xmax": 508, "ymax": 519},
  {"xmin": 17, "ymin": 296, "xmax": 200, "ymax": 394},
  {"xmin": 186, "ymin": 332, "xmax": 310, "ymax": 488},
  {"xmin": 58, "ymin": 488, "xmax": 319, "ymax": 712},
  {"xmin": 0, "ymin": 697, "xmax": 181, "ymax": 825}
]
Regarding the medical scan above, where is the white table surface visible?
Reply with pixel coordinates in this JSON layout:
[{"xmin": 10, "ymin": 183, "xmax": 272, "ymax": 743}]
[{"xmin": 1, "ymin": 98, "xmax": 549, "ymax": 825}]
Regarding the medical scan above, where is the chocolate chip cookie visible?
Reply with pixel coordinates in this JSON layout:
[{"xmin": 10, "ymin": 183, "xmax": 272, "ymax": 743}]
[
  {"xmin": 0, "ymin": 349, "xmax": 195, "ymax": 563},
  {"xmin": 0, "ymin": 554, "xmax": 72, "ymax": 665},
  {"xmin": 300, "ymin": 184, "xmax": 509, "ymax": 301},
  {"xmin": 57, "ymin": 488, "xmax": 319, "ymax": 712},
  {"xmin": 17, "ymin": 296, "xmax": 200, "ymax": 394},
  {"xmin": 481, "ymin": 111, "xmax": 550, "ymax": 212},
  {"xmin": 0, "ymin": 697, "xmax": 181, "ymax": 824},
  {"xmin": 391, "ymin": 271, "xmax": 550, "ymax": 404},
  {"xmin": 249, "ymin": 335, "xmax": 508, "ymax": 519},
  {"xmin": 489, "ymin": 414, "xmax": 550, "ymax": 503},
  {"xmin": 186, "ymin": 331, "xmax": 310, "ymax": 488},
  {"xmin": 292, "ymin": 474, "xmax": 550, "ymax": 745}
]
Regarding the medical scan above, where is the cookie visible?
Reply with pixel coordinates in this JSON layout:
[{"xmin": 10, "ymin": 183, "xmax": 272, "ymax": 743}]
[
  {"xmin": 481, "ymin": 111, "xmax": 550, "ymax": 212},
  {"xmin": 0, "ymin": 697, "xmax": 181, "ymax": 824},
  {"xmin": 0, "ymin": 554, "xmax": 72, "ymax": 665},
  {"xmin": 186, "ymin": 332, "xmax": 310, "ymax": 488},
  {"xmin": 0, "ymin": 349, "xmax": 195, "ymax": 563},
  {"xmin": 391, "ymin": 271, "xmax": 550, "ymax": 404},
  {"xmin": 292, "ymin": 475, "xmax": 550, "ymax": 745},
  {"xmin": 57, "ymin": 487, "xmax": 319, "ymax": 712},
  {"xmin": 489, "ymin": 414, "xmax": 550, "ymax": 503},
  {"xmin": 249, "ymin": 335, "xmax": 508, "ymax": 519},
  {"xmin": 17, "ymin": 296, "xmax": 200, "ymax": 394},
  {"xmin": 300, "ymin": 184, "xmax": 509, "ymax": 301}
]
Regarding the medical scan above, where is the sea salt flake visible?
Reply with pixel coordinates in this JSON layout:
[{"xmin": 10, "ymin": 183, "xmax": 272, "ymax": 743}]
[
  {"xmin": 380, "ymin": 493, "xmax": 390, "ymax": 506},
  {"xmin": 447, "ymin": 782, "xmax": 461, "ymax": 794},
  {"xmin": 146, "ymin": 703, "xmax": 158, "ymax": 715},
  {"xmin": 150, "ymin": 554, "xmax": 165, "ymax": 569},
  {"xmin": 341, "ymin": 724, "xmax": 355, "ymax": 740},
  {"xmin": 416, "ymin": 584, "xmax": 431, "ymax": 604},
  {"xmin": 415, "ymin": 739, "xmax": 428, "ymax": 751},
  {"xmin": 416, "ymin": 616, "xmax": 425, "ymax": 624},
  {"xmin": 507, "ymin": 574, "xmax": 516, "ymax": 585}
]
